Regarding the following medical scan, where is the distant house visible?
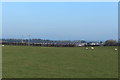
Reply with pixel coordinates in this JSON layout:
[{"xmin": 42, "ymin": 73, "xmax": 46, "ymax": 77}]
[
  {"xmin": 76, "ymin": 43, "xmax": 87, "ymax": 47},
  {"xmin": 89, "ymin": 42, "xmax": 104, "ymax": 46}
]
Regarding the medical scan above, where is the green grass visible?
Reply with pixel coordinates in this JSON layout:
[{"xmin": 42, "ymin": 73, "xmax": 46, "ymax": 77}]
[{"xmin": 2, "ymin": 46, "xmax": 118, "ymax": 78}]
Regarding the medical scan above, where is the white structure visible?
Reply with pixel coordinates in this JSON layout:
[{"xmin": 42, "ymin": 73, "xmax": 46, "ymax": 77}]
[
  {"xmin": 77, "ymin": 43, "xmax": 87, "ymax": 47},
  {"xmin": 78, "ymin": 44, "xmax": 82, "ymax": 47},
  {"xmin": 90, "ymin": 43, "xmax": 96, "ymax": 46}
]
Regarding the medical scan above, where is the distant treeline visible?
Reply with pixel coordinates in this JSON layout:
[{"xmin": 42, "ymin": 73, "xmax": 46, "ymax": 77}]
[
  {"xmin": 2, "ymin": 39, "xmax": 83, "ymax": 44},
  {"xmin": 1, "ymin": 39, "xmax": 119, "ymax": 47}
]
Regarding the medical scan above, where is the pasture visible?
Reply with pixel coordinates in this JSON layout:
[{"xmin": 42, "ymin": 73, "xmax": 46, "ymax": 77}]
[{"xmin": 2, "ymin": 46, "xmax": 118, "ymax": 78}]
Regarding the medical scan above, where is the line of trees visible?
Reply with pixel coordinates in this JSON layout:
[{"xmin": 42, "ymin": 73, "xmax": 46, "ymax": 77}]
[
  {"xmin": 1, "ymin": 39, "xmax": 85, "ymax": 44},
  {"xmin": 1, "ymin": 39, "xmax": 119, "ymax": 47},
  {"xmin": 104, "ymin": 40, "xmax": 118, "ymax": 46},
  {"xmin": 2, "ymin": 42, "xmax": 76, "ymax": 47}
]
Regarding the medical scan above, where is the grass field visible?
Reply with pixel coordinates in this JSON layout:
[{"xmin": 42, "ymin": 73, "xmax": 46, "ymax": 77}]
[{"xmin": 2, "ymin": 46, "xmax": 118, "ymax": 78}]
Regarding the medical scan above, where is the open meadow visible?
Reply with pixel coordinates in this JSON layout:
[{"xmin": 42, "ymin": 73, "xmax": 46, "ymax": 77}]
[{"xmin": 2, "ymin": 46, "xmax": 118, "ymax": 78}]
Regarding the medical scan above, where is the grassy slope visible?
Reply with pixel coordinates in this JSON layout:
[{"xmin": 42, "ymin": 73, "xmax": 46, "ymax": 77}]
[{"xmin": 2, "ymin": 46, "xmax": 118, "ymax": 78}]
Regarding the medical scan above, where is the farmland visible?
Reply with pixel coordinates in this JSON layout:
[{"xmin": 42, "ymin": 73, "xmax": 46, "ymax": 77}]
[{"xmin": 2, "ymin": 46, "xmax": 118, "ymax": 78}]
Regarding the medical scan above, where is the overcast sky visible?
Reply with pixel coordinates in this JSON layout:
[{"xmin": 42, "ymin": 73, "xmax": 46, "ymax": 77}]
[{"xmin": 2, "ymin": 2, "xmax": 118, "ymax": 41}]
